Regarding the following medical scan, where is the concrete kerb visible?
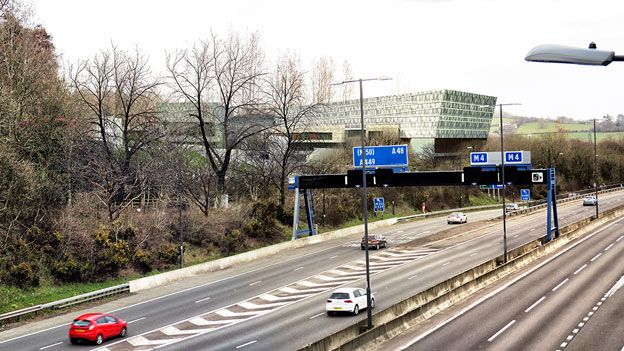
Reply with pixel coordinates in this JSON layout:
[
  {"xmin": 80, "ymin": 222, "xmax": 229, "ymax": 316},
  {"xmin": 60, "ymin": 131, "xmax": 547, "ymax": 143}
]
[
  {"xmin": 129, "ymin": 218, "xmax": 398, "ymax": 292},
  {"xmin": 300, "ymin": 205, "xmax": 624, "ymax": 351}
]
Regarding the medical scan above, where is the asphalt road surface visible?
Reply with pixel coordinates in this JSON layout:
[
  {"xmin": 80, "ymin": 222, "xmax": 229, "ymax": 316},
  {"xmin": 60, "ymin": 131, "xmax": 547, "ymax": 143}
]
[
  {"xmin": 1, "ymin": 190, "xmax": 622, "ymax": 351},
  {"xmin": 397, "ymin": 216, "xmax": 624, "ymax": 351}
]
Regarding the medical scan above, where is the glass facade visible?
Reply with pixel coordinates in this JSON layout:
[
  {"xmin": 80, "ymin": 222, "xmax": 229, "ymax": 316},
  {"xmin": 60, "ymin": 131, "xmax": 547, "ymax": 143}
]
[{"xmin": 306, "ymin": 90, "xmax": 497, "ymax": 140}]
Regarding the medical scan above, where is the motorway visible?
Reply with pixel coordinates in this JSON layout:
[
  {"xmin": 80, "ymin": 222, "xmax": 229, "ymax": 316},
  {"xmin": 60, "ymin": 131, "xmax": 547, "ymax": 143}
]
[
  {"xmin": 396, "ymin": 215, "xmax": 624, "ymax": 351},
  {"xmin": 1, "ymin": 190, "xmax": 623, "ymax": 351}
]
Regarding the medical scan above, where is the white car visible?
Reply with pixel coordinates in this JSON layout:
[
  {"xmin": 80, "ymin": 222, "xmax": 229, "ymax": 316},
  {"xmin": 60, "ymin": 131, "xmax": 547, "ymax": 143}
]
[
  {"xmin": 505, "ymin": 203, "xmax": 520, "ymax": 212},
  {"xmin": 447, "ymin": 212, "xmax": 467, "ymax": 224},
  {"xmin": 326, "ymin": 288, "xmax": 375, "ymax": 316},
  {"xmin": 583, "ymin": 196, "xmax": 597, "ymax": 206}
]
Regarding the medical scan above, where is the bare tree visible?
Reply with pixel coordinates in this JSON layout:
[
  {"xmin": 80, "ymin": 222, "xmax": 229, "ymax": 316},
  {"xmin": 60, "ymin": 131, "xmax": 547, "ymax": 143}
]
[
  {"xmin": 341, "ymin": 60, "xmax": 353, "ymax": 101},
  {"xmin": 70, "ymin": 45, "xmax": 162, "ymax": 221},
  {"xmin": 264, "ymin": 53, "xmax": 317, "ymax": 205},
  {"xmin": 167, "ymin": 31, "xmax": 268, "ymax": 195},
  {"xmin": 310, "ymin": 57, "xmax": 335, "ymax": 104}
]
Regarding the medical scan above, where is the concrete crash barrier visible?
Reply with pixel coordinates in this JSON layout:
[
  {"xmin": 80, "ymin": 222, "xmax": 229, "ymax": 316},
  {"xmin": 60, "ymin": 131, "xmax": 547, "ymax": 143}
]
[
  {"xmin": 300, "ymin": 204, "xmax": 624, "ymax": 351},
  {"xmin": 130, "ymin": 218, "xmax": 398, "ymax": 292}
]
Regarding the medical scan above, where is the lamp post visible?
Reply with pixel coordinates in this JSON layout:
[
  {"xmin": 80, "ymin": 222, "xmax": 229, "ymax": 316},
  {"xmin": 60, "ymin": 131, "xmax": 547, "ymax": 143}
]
[
  {"xmin": 497, "ymin": 103, "xmax": 521, "ymax": 264},
  {"xmin": 331, "ymin": 76, "xmax": 391, "ymax": 330},
  {"xmin": 593, "ymin": 119, "xmax": 599, "ymax": 219},
  {"xmin": 525, "ymin": 42, "xmax": 624, "ymax": 220}
]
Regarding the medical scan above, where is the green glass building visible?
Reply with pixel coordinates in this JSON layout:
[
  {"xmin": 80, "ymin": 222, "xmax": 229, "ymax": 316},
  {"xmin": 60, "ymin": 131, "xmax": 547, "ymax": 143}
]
[{"xmin": 301, "ymin": 89, "xmax": 497, "ymax": 153}]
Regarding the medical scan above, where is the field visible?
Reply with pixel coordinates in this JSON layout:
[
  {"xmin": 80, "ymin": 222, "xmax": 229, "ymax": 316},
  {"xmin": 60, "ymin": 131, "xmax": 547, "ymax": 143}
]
[
  {"xmin": 516, "ymin": 122, "xmax": 592, "ymax": 134},
  {"xmin": 489, "ymin": 118, "xmax": 623, "ymax": 142}
]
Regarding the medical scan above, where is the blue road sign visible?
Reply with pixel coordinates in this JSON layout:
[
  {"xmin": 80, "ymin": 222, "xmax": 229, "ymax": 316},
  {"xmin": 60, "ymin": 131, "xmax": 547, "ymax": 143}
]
[
  {"xmin": 471, "ymin": 152, "xmax": 488, "ymax": 164},
  {"xmin": 374, "ymin": 197, "xmax": 385, "ymax": 212},
  {"xmin": 505, "ymin": 151, "xmax": 523, "ymax": 163},
  {"xmin": 521, "ymin": 188, "xmax": 530, "ymax": 201},
  {"xmin": 353, "ymin": 145, "xmax": 408, "ymax": 168}
]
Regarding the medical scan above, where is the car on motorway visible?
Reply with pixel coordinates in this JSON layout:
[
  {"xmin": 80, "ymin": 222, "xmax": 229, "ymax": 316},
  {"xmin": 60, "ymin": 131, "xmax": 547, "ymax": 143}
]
[
  {"xmin": 447, "ymin": 211, "xmax": 467, "ymax": 224},
  {"xmin": 360, "ymin": 234, "xmax": 387, "ymax": 250},
  {"xmin": 505, "ymin": 203, "xmax": 520, "ymax": 212},
  {"xmin": 326, "ymin": 287, "xmax": 375, "ymax": 316},
  {"xmin": 69, "ymin": 313, "xmax": 127, "ymax": 345},
  {"xmin": 583, "ymin": 196, "xmax": 598, "ymax": 206}
]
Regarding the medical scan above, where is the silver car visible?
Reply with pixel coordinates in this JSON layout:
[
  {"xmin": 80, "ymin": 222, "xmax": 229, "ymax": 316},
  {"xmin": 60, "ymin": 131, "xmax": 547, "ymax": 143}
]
[{"xmin": 583, "ymin": 196, "xmax": 597, "ymax": 206}]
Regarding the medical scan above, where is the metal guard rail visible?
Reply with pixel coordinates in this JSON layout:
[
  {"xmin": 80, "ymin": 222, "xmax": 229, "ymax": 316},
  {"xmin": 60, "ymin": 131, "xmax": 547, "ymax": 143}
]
[{"xmin": 0, "ymin": 283, "xmax": 129, "ymax": 325}]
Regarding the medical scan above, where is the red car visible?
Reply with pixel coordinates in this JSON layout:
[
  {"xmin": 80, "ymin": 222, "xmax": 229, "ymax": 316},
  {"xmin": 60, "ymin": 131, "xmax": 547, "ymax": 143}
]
[{"xmin": 68, "ymin": 313, "xmax": 127, "ymax": 345}]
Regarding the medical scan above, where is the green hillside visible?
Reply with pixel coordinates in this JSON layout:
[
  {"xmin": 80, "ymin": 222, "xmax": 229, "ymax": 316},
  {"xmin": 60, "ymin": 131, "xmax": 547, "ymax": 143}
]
[{"xmin": 517, "ymin": 122, "xmax": 592, "ymax": 134}]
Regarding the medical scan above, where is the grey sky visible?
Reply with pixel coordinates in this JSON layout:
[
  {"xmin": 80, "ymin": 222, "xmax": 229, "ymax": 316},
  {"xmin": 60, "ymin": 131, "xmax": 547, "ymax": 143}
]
[{"xmin": 29, "ymin": 0, "xmax": 624, "ymax": 120}]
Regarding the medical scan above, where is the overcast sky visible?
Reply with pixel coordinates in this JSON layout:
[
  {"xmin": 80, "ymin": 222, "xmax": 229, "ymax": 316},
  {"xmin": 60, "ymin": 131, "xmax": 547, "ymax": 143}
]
[{"xmin": 29, "ymin": 0, "xmax": 624, "ymax": 120}]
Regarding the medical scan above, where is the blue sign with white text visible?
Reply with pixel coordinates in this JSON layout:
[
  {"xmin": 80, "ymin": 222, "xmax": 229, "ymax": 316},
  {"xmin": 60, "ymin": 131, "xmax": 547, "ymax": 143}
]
[
  {"xmin": 505, "ymin": 151, "xmax": 523, "ymax": 163},
  {"xmin": 374, "ymin": 197, "xmax": 385, "ymax": 212},
  {"xmin": 520, "ymin": 189, "xmax": 530, "ymax": 201},
  {"xmin": 471, "ymin": 153, "xmax": 488, "ymax": 164},
  {"xmin": 353, "ymin": 145, "xmax": 408, "ymax": 168}
]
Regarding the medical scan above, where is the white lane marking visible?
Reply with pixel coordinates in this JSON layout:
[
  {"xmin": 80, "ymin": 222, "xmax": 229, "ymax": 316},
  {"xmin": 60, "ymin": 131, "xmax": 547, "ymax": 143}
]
[
  {"xmin": 524, "ymin": 296, "xmax": 546, "ymax": 313},
  {"xmin": 442, "ymin": 262, "xmax": 451, "ymax": 266},
  {"xmin": 605, "ymin": 243, "xmax": 614, "ymax": 251},
  {"xmin": 470, "ymin": 252, "xmax": 477, "ymax": 257},
  {"xmin": 552, "ymin": 278, "xmax": 569, "ymax": 292},
  {"xmin": 421, "ymin": 230, "xmax": 431, "ymax": 234},
  {"xmin": 236, "ymin": 340, "xmax": 257, "ymax": 349},
  {"xmin": 578, "ymin": 322, "xmax": 584, "ymax": 328},
  {"xmin": 591, "ymin": 253, "xmax": 602, "ymax": 262},
  {"xmin": 567, "ymin": 335, "xmax": 574, "ymax": 341},
  {"xmin": 605, "ymin": 275, "xmax": 624, "ymax": 298},
  {"xmin": 330, "ymin": 255, "xmax": 338, "ymax": 259},
  {"xmin": 408, "ymin": 274, "xmax": 419, "ymax": 280},
  {"xmin": 514, "ymin": 235, "xmax": 519, "ymax": 238},
  {"xmin": 39, "ymin": 342, "xmax": 63, "ymax": 350},
  {"xmin": 530, "ymin": 228, "xmax": 536, "ymax": 231},
  {"xmin": 573, "ymin": 328, "xmax": 579, "ymax": 334},
  {"xmin": 397, "ymin": 216, "xmax": 624, "ymax": 350},
  {"xmin": 561, "ymin": 342, "xmax": 568, "ymax": 347},
  {"xmin": 127, "ymin": 317, "xmax": 146, "ymax": 324},
  {"xmin": 574, "ymin": 264, "xmax": 587, "ymax": 275},
  {"xmin": 396, "ymin": 230, "xmax": 404, "ymax": 233},
  {"xmin": 294, "ymin": 266, "xmax": 305, "ymax": 271},
  {"xmin": 249, "ymin": 281, "xmax": 262, "ymax": 286},
  {"xmin": 195, "ymin": 296, "xmax": 211, "ymax": 303},
  {"xmin": 617, "ymin": 235, "xmax": 623, "ymax": 242},
  {"xmin": 310, "ymin": 312, "xmax": 325, "ymax": 319},
  {"xmin": 488, "ymin": 320, "xmax": 516, "ymax": 342}
]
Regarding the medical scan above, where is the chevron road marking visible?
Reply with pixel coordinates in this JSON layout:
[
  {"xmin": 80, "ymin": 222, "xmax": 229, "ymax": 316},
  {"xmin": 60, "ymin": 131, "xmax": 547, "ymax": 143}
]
[
  {"xmin": 127, "ymin": 335, "xmax": 182, "ymax": 347},
  {"xmin": 161, "ymin": 326, "xmax": 215, "ymax": 335},
  {"xmin": 238, "ymin": 301, "xmax": 290, "ymax": 309},
  {"xmin": 189, "ymin": 317, "xmax": 243, "ymax": 326},
  {"xmin": 96, "ymin": 248, "xmax": 440, "ymax": 351}
]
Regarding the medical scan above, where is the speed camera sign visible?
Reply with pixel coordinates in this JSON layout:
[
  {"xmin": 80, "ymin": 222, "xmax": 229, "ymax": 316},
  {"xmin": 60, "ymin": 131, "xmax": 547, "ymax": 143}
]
[{"xmin": 532, "ymin": 172, "xmax": 544, "ymax": 183}]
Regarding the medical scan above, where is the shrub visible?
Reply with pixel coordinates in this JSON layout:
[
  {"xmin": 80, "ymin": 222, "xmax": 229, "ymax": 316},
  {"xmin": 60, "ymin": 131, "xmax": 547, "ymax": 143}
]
[
  {"xmin": 51, "ymin": 255, "xmax": 88, "ymax": 283},
  {"xmin": 133, "ymin": 249, "xmax": 153, "ymax": 273},
  {"xmin": 156, "ymin": 243, "xmax": 179, "ymax": 267},
  {"xmin": 4, "ymin": 262, "xmax": 39, "ymax": 288}
]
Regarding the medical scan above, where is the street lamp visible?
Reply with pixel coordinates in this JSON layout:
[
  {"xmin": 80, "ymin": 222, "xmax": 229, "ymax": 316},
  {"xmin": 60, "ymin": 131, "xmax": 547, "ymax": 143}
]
[
  {"xmin": 497, "ymin": 103, "xmax": 521, "ymax": 264},
  {"xmin": 525, "ymin": 43, "xmax": 624, "ymax": 65},
  {"xmin": 525, "ymin": 42, "xmax": 618, "ymax": 219},
  {"xmin": 331, "ymin": 76, "xmax": 392, "ymax": 330}
]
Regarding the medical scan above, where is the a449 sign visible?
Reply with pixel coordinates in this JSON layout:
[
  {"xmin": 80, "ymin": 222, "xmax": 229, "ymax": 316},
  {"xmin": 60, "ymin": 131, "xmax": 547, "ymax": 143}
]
[{"xmin": 353, "ymin": 145, "xmax": 408, "ymax": 168}]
